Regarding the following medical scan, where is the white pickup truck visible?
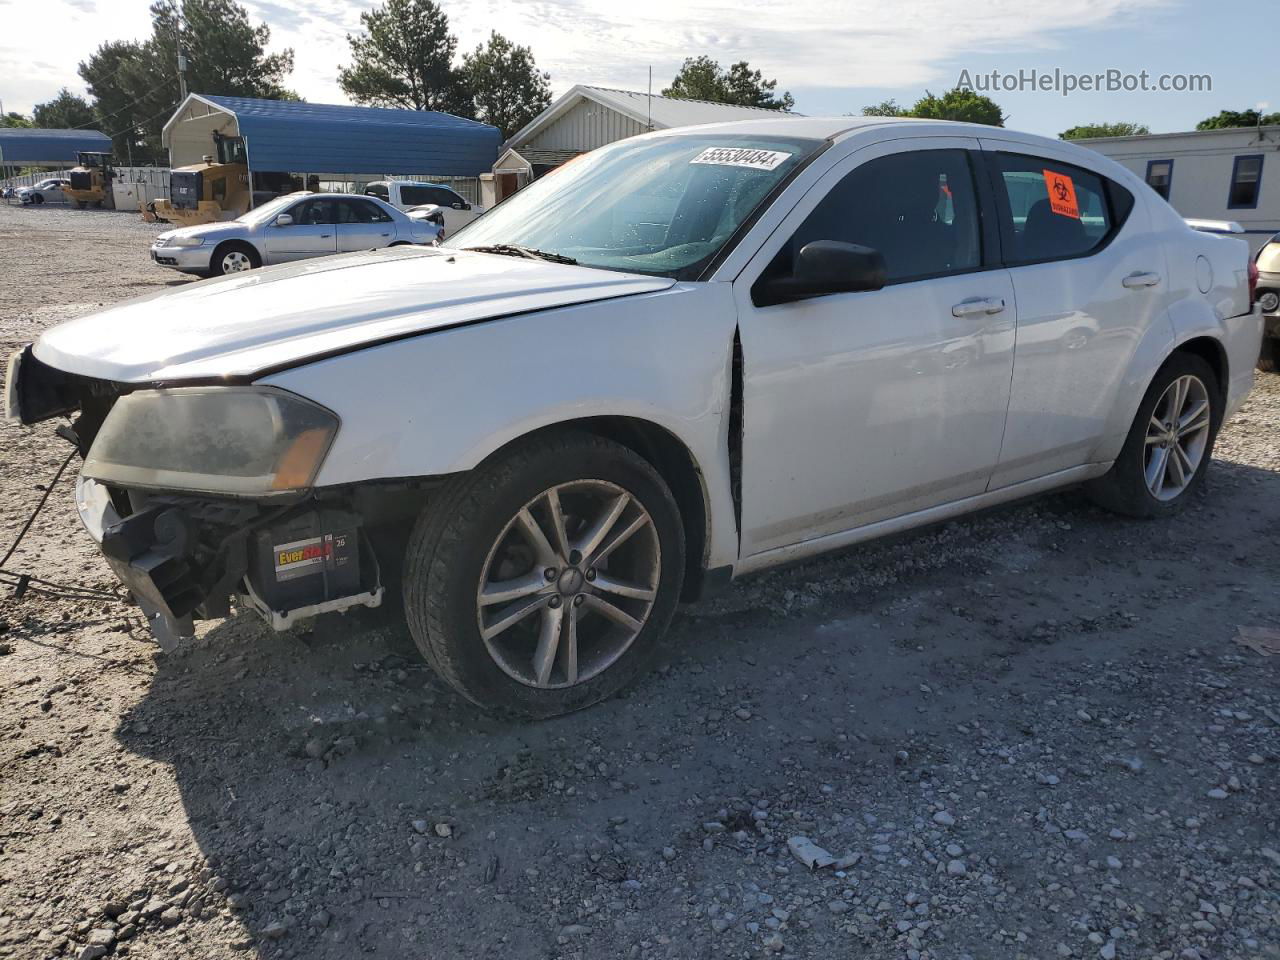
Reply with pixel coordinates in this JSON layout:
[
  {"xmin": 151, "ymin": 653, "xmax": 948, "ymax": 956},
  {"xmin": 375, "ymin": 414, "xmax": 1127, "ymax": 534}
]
[{"xmin": 361, "ymin": 180, "xmax": 485, "ymax": 233}]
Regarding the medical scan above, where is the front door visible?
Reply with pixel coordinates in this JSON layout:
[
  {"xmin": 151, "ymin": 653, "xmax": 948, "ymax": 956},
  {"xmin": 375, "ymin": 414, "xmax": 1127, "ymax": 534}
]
[
  {"xmin": 979, "ymin": 141, "xmax": 1172, "ymax": 488},
  {"xmin": 263, "ymin": 198, "xmax": 337, "ymax": 263},
  {"xmin": 335, "ymin": 198, "xmax": 396, "ymax": 252},
  {"xmin": 735, "ymin": 138, "xmax": 1017, "ymax": 559}
]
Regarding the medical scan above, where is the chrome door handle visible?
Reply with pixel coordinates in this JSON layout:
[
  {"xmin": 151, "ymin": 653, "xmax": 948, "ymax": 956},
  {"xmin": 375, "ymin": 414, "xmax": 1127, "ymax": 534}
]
[
  {"xmin": 320, "ymin": 233, "xmax": 332, "ymax": 238},
  {"xmin": 1122, "ymin": 272, "xmax": 1161, "ymax": 288},
  {"xmin": 952, "ymin": 297, "xmax": 1006, "ymax": 317}
]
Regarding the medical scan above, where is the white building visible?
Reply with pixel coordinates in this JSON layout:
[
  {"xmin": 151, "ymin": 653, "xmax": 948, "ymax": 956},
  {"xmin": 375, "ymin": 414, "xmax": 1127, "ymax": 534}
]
[
  {"xmin": 1078, "ymin": 126, "xmax": 1280, "ymax": 253},
  {"xmin": 488, "ymin": 84, "xmax": 794, "ymax": 204}
]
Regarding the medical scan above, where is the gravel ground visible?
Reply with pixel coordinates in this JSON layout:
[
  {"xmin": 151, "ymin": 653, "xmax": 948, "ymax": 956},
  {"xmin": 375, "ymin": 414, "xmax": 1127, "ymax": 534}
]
[{"xmin": 0, "ymin": 202, "xmax": 1277, "ymax": 960}]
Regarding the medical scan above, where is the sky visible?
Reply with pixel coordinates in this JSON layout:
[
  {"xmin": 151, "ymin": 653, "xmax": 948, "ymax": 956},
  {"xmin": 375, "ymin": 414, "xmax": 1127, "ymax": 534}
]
[{"xmin": 0, "ymin": 0, "xmax": 1273, "ymax": 138}]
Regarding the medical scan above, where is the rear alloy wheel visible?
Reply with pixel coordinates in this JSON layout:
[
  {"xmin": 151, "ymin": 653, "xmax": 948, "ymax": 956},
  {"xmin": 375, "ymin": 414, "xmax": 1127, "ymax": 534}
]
[
  {"xmin": 403, "ymin": 433, "xmax": 684, "ymax": 717},
  {"xmin": 1086, "ymin": 352, "xmax": 1221, "ymax": 517}
]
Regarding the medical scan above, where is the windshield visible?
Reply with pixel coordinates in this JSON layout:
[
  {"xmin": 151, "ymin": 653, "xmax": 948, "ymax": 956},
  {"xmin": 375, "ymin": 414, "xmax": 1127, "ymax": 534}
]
[
  {"xmin": 239, "ymin": 194, "xmax": 302, "ymax": 224},
  {"xmin": 449, "ymin": 134, "xmax": 822, "ymax": 279}
]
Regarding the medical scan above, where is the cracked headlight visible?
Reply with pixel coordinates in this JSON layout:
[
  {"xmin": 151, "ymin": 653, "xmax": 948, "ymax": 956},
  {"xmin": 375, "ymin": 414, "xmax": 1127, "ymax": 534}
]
[{"xmin": 83, "ymin": 387, "xmax": 338, "ymax": 496}]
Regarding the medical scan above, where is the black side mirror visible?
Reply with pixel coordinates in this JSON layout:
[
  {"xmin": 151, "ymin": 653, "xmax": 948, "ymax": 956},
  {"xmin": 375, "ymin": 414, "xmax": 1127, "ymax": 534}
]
[
  {"xmin": 452, "ymin": 201, "xmax": 466, "ymax": 210},
  {"xmin": 755, "ymin": 240, "xmax": 887, "ymax": 307}
]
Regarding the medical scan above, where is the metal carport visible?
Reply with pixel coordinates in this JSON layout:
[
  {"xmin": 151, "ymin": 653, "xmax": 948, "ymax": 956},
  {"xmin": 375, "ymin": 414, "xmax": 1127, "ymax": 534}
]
[
  {"xmin": 161, "ymin": 94, "xmax": 500, "ymax": 178},
  {"xmin": 0, "ymin": 128, "xmax": 112, "ymax": 171}
]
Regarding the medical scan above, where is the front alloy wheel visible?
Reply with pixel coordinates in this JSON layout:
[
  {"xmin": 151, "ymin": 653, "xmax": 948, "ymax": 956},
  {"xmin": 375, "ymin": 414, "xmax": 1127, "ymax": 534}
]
[
  {"xmin": 220, "ymin": 249, "xmax": 254, "ymax": 273},
  {"xmin": 403, "ymin": 432, "xmax": 684, "ymax": 717},
  {"xmin": 477, "ymin": 480, "xmax": 660, "ymax": 689}
]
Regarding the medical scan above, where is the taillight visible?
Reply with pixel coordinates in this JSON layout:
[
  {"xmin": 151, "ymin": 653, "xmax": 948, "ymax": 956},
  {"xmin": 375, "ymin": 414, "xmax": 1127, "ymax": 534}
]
[{"xmin": 1248, "ymin": 258, "xmax": 1259, "ymax": 305}]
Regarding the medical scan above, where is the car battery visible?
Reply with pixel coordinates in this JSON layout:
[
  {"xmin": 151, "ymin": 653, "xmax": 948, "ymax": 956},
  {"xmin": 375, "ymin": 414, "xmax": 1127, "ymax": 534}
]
[{"xmin": 249, "ymin": 509, "xmax": 362, "ymax": 613}]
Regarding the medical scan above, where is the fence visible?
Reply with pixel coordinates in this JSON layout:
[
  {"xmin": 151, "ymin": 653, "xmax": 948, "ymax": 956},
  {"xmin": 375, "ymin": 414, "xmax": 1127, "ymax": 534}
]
[{"xmin": 5, "ymin": 167, "xmax": 483, "ymax": 205}]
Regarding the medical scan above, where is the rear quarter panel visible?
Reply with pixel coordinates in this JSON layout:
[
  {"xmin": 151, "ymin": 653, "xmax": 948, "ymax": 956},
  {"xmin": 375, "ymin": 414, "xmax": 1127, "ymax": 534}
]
[
  {"xmin": 260, "ymin": 283, "xmax": 741, "ymax": 569},
  {"xmin": 1153, "ymin": 201, "xmax": 1261, "ymax": 418}
]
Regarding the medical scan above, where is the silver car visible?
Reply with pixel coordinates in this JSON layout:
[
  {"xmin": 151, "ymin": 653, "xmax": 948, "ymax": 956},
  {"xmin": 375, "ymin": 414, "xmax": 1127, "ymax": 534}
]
[{"xmin": 149, "ymin": 192, "xmax": 442, "ymax": 276}]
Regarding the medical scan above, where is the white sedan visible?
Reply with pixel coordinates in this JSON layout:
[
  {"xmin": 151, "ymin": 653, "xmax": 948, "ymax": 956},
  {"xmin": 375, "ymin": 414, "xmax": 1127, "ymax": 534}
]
[
  {"xmin": 9, "ymin": 117, "xmax": 1263, "ymax": 718},
  {"xmin": 18, "ymin": 178, "xmax": 69, "ymax": 204}
]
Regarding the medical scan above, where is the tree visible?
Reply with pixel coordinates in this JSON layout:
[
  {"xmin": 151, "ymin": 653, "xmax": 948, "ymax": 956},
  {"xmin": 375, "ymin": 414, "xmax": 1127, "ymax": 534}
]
[
  {"xmin": 909, "ymin": 88, "xmax": 1004, "ymax": 126},
  {"xmin": 32, "ymin": 89, "xmax": 97, "ymax": 129},
  {"xmin": 1, "ymin": 113, "xmax": 32, "ymax": 128},
  {"xmin": 663, "ymin": 56, "xmax": 793, "ymax": 111},
  {"xmin": 78, "ymin": 1, "xmax": 295, "ymax": 162},
  {"xmin": 861, "ymin": 99, "xmax": 905, "ymax": 117},
  {"xmin": 460, "ymin": 32, "xmax": 550, "ymax": 139},
  {"xmin": 1060, "ymin": 121, "xmax": 1150, "ymax": 140},
  {"xmin": 338, "ymin": 0, "xmax": 472, "ymax": 114},
  {"xmin": 1196, "ymin": 108, "xmax": 1280, "ymax": 130}
]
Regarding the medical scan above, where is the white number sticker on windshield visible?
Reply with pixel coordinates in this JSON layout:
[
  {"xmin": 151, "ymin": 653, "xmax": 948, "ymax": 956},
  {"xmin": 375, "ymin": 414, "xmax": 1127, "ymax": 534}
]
[{"xmin": 690, "ymin": 147, "xmax": 793, "ymax": 171}]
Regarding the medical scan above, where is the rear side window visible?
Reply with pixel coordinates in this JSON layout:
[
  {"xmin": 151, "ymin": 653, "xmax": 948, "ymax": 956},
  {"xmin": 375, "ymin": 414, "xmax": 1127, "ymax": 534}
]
[
  {"xmin": 991, "ymin": 153, "xmax": 1134, "ymax": 265},
  {"xmin": 782, "ymin": 149, "xmax": 983, "ymax": 284}
]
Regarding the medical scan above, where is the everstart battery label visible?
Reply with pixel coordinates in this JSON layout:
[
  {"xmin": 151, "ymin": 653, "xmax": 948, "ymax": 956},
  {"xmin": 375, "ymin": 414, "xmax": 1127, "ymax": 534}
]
[{"xmin": 274, "ymin": 535, "xmax": 335, "ymax": 582}]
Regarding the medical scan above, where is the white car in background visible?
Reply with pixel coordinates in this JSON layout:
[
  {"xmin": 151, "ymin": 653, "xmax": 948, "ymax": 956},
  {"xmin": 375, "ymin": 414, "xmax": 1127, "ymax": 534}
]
[
  {"xmin": 18, "ymin": 178, "xmax": 69, "ymax": 204},
  {"xmin": 149, "ymin": 192, "xmax": 441, "ymax": 276},
  {"xmin": 9, "ymin": 118, "xmax": 1262, "ymax": 718},
  {"xmin": 362, "ymin": 180, "xmax": 485, "ymax": 233}
]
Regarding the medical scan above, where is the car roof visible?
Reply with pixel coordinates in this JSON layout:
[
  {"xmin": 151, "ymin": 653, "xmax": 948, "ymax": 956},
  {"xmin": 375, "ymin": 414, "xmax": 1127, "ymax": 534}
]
[{"xmin": 652, "ymin": 115, "xmax": 1086, "ymax": 154}]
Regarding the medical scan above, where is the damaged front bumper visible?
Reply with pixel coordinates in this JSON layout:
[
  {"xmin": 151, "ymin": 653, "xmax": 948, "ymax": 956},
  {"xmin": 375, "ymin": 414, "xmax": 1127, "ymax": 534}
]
[{"xmin": 76, "ymin": 477, "xmax": 383, "ymax": 650}]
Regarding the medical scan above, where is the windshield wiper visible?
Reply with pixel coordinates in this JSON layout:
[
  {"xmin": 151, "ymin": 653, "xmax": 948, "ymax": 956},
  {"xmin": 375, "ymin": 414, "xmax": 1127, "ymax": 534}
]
[{"xmin": 462, "ymin": 243, "xmax": 578, "ymax": 265}]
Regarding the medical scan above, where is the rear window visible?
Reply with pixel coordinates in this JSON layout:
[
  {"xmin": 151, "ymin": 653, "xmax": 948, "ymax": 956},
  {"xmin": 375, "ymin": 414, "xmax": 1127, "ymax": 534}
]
[{"xmin": 992, "ymin": 153, "xmax": 1134, "ymax": 265}]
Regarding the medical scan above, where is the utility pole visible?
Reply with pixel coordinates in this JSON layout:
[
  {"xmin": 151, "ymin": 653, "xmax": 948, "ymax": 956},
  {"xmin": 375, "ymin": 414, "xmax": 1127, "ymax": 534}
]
[{"xmin": 173, "ymin": 0, "xmax": 187, "ymax": 100}]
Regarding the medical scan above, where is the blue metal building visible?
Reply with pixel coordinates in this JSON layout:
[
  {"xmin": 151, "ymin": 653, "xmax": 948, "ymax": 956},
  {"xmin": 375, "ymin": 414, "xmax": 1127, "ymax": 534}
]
[
  {"xmin": 162, "ymin": 94, "xmax": 500, "ymax": 177},
  {"xmin": 0, "ymin": 128, "xmax": 112, "ymax": 168}
]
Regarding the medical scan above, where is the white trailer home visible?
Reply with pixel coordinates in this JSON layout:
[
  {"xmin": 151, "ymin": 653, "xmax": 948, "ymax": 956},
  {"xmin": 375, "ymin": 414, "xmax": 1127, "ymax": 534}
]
[{"xmin": 1078, "ymin": 126, "xmax": 1280, "ymax": 254}]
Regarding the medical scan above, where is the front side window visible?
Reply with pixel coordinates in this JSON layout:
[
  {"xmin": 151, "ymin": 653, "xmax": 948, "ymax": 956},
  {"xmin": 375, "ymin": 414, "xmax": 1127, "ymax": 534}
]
[
  {"xmin": 1228, "ymin": 155, "xmax": 1264, "ymax": 209},
  {"xmin": 291, "ymin": 199, "xmax": 336, "ymax": 225},
  {"xmin": 778, "ymin": 148, "xmax": 983, "ymax": 285},
  {"xmin": 1145, "ymin": 159, "xmax": 1173, "ymax": 200},
  {"xmin": 992, "ymin": 153, "xmax": 1133, "ymax": 264},
  {"xmin": 450, "ymin": 134, "xmax": 823, "ymax": 278}
]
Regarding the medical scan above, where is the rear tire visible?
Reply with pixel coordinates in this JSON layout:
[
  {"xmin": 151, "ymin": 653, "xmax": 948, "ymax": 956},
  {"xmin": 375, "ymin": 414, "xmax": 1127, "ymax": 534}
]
[
  {"xmin": 403, "ymin": 432, "xmax": 685, "ymax": 718},
  {"xmin": 1085, "ymin": 352, "xmax": 1221, "ymax": 518},
  {"xmin": 211, "ymin": 242, "xmax": 260, "ymax": 275},
  {"xmin": 1258, "ymin": 337, "xmax": 1279, "ymax": 373}
]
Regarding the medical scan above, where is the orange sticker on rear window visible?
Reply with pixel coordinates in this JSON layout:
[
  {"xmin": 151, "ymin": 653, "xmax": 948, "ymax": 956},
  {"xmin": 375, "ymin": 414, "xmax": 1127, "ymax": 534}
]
[{"xmin": 1043, "ymin": 169, "xmax": 1080, "ymax": 218}]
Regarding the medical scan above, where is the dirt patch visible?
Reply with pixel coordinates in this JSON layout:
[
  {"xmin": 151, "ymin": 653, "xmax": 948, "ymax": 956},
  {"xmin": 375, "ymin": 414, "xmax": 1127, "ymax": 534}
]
[{"xmin": 0, "ymin": 202, "xmax": 1277, "ymax": 960}]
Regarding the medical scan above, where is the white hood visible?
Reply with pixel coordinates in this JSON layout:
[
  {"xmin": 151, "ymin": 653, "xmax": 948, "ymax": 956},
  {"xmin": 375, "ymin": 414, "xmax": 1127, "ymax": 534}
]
[{"xmin": 34, "ymin": 247, "xmax": 674, "ymax": 383}]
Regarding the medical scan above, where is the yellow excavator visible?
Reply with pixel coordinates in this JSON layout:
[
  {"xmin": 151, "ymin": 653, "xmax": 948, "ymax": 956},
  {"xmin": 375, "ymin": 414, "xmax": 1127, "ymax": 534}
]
[{"xmin": 63, "ymin": 152, "xmax": 116, "ymax": 209}]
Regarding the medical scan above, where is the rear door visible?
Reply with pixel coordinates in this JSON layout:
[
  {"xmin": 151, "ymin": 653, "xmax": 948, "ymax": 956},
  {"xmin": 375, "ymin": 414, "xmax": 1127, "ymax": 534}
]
[
  {"xmin": 263, "ymin": 198, "xmax": 337, "ymax": 263},
  {"xmin": 979, "ymin": 141, "xmax": 1171, "ymax": 487},
  {"xmin": 335, "ymin": 198, "xmax": 395, "ymax": 252}
]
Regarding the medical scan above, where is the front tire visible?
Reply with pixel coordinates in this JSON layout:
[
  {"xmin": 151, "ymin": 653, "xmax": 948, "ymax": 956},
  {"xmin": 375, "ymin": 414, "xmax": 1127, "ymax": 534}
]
[
  {"xmin": 32, "ymin": 194, "xmax": 43, "ymax": 205},
  {"xmin": 211, "ymin": 242, "xmax": 260, "ymax": 275},
  {"xmin": 1085, "ymin": 352, "xmax": 1221, "ymax": 518},
  {"xmin": 403, "ymin": 432, "xmax": 685, "ymax": 718}
]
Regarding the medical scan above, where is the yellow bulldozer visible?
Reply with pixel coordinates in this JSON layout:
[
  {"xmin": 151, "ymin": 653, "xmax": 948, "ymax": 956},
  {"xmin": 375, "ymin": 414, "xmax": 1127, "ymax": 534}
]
[
  {"xmin": 150, "ymin": 134, "xmax": 251, "ymax": 227},
  {"xmin": 64, "ymin": 152, "xmax": 116, "ymax": 209}
]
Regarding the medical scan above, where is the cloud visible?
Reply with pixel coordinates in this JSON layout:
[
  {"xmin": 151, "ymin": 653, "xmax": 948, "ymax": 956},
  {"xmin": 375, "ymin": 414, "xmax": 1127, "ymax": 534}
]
[{"xmin": 3, "ymin": 0, "xmax": 1177, "ymax": 114}]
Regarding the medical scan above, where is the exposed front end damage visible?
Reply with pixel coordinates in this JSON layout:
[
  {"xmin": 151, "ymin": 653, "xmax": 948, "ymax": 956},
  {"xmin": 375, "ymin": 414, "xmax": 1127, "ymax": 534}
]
[
  {"xmin": 78, "ymin": 480, "xmax": 384, "ymax": 649},
  {"xmin": 11, "ymin": 345, "xmax": 399, "ymax": 650}
]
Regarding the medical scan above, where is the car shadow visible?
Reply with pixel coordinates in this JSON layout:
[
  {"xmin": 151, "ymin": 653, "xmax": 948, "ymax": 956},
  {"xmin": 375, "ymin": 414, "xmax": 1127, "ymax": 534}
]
[{"xmin": 112, "ymin": 453, "xmax": 1280, "ymax": 958}]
